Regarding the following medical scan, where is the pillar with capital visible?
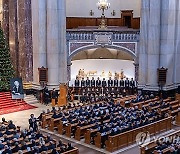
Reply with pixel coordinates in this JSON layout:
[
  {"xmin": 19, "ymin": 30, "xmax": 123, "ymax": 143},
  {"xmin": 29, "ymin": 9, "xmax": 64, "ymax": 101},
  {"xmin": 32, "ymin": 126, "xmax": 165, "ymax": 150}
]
[
  {"xmin": 32, "ymin": 0, "xmax": 47, "ymax": 87},
  {"xmin": 138, "ymin": 0, "xmax": 161, "ymax": 91},
  {"xmin": 58, "ymin": 0, "xmax": 68, "ymax": 85},
  {"xmin": 46, "ymin": 0, "xmax": 60, "ymax": 89}
]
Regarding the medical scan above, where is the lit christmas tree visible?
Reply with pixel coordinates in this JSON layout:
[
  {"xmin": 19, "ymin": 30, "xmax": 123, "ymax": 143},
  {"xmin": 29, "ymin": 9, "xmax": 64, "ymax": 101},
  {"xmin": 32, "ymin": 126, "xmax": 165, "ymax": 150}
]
[{"xmin": 0, "ymin": 28, "xmax": 14, "ymax": 91}]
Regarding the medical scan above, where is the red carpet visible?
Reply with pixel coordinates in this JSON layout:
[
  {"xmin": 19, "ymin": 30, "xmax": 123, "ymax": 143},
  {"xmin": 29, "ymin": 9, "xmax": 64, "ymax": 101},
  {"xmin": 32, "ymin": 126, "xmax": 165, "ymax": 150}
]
[{"xmin": 0, "ymin": 92, "xmax": 37, "ymax": 115}]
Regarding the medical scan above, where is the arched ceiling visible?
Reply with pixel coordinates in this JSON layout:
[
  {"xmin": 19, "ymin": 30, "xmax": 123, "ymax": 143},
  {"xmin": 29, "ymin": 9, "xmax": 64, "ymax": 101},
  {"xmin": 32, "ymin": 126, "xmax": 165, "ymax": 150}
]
[{"xmin": 72, "ymin": 48, "xmax": 134, "ymax": 61}]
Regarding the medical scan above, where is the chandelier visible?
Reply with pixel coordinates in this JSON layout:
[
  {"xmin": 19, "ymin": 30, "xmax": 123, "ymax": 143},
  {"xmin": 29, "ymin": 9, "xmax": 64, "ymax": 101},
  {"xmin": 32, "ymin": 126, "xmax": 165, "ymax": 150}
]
[{"xmin": 97, "ymin": 0, "xmax": 110, "ymax": 29}]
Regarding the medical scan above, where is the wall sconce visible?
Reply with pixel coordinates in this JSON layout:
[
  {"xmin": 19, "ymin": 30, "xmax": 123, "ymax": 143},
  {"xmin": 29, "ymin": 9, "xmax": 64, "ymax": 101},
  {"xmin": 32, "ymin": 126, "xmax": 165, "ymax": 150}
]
[
  {"xmin": 111, "ymin": 10, "xmax": 116, "ymax": 16},
  {"xmin": 90, "ymin": 10, "xmax": 94, "ymax": 16}
]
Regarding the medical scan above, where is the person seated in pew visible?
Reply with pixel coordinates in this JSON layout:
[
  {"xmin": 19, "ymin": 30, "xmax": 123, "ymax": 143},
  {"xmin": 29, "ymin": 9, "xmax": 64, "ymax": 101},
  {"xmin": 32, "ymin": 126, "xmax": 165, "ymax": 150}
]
[
  {"xmin": 67, "ymin": 143, "xmax": 74, "ymax": 151},
  {"xmin": 12, "ymin": 130, "xmax": 20, "ymax": 139},
  {"xmin": 47, "ymin": 140, "xmax": 56, "ymax": 150},
  {"xmin": 57, "ymin": 139, "xmax": 69, "ymax": 149},
  {"xmin": 45, "ymin": 134, "xmax": 53, "ymax": 144},
  {"xmin": 31, "ymin": 146, "xmax": 40, "ymax": 153},
  {"xmin": 61, "ymin": 116, "xmax": 68, "ymax": 124},
  {"xmin": 52, "ymin": 111, "xmax": 59, "ymax": 119},
  {"xmin": 11, "ymin": 142, "xmax": 20, "ymax": 153},
  {"xmin": 2, "ymin": 145, "xmax": 12, "ymax": 154},
  {"xmin": 21, "ymin": 141, "xmax": 28, "ymax": 150},
  {"xmin": 39, "ymin": 141, "xmax": 48, "ymax": 153},
  {"xmin": 4, "ymin": 127, "xmax": 12, "ymax": 135},
  {"xmin": 37, "ymin": 110, "xmax": 46, "ymax": 122},
  {"xmin": 7, "ymin": 120, "xmax": 16, "ymax": 130}
]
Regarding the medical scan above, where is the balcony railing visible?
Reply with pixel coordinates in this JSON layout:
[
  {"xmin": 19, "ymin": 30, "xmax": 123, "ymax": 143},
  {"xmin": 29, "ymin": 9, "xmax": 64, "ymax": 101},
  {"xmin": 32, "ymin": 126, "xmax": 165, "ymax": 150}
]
[{"xmin": 66, "ymin": 28, "xmax": 140, "ymax": 41}]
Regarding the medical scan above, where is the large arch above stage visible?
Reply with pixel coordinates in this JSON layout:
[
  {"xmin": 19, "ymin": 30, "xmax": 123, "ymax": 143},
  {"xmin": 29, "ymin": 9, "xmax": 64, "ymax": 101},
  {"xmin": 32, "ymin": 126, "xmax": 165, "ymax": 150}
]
[{"xmin": 68, "ymin": 43, "xmax": 137, "ymax": 61}]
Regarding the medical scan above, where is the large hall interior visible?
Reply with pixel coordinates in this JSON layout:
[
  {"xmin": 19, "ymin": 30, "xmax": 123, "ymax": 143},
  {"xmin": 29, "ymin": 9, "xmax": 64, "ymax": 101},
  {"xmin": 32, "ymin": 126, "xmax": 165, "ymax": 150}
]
[{"xmin": 0, "ymin": 0, "xmax": 180, "ymax": 154}]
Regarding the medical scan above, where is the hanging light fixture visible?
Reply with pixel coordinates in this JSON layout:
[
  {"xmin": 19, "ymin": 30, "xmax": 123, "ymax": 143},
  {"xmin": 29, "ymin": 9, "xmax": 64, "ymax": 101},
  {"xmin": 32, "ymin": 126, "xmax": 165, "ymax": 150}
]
[{"xmin": 97, "ymin": 0, "xmax": 110, "ymax": 29}]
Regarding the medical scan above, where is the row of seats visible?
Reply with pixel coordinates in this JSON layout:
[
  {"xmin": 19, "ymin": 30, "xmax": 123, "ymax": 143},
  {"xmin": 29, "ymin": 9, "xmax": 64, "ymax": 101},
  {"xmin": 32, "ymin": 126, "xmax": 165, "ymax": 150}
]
[{"xmin": 0, "ymin": 118, "xmax": 78, "ymax": 154}]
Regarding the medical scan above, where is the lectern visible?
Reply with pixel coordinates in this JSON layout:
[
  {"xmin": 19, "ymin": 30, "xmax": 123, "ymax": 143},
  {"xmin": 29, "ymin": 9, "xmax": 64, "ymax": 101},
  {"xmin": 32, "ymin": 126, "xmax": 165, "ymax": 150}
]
[{"xmin": 58, "ymin": 84, "xmax": 67, "ymax": 106}]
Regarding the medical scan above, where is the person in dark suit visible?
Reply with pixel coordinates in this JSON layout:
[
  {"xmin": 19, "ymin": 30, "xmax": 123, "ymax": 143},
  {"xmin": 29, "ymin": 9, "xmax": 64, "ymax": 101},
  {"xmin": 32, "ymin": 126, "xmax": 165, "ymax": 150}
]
[
  {"xmin": 91, "ymin": 77, "xmax": 95, "ymax": 87},
  {"xmin": 81, "ymin": 78, "xmax": 85, "ymax": 87},
  {"xmin": 86, "ymin": 77, "xmax": 90, "ymax": 87},
  {"xmin": 96, "ymin": 77, "xmax": 101, "ymax": 87},
  {"xmin": 114, "ymin": 77, "xmax": 119, "ymax": 87},
  {"xmin": 120, "ymin": 78, "xmax": 124, "ymax": 93},
  {"xmin": 8, "ymin": 120, "xmax": 16, "ymax": 129},
  {"xmin": 51, "ymin": 88, "xmax": 57, "ymax": 99},
  {"xmin": 2, "ymin": 145, "xmax": 12, "ymax": 154},
  {"xmin": 130, "ymin": 78, "xmax": 135, "ymax": 94},
  {"xmin": 11, "ymin": 142, "xmax": 20, "ymax": 153},
  {"xmin": 74, "ymin": 76, "xmax": 80, "ymax": 87},
  {"xmin": 102, "ymin": 78, "xmax": 107, "ymax": 88},
  {"xmin": 108, "ymin": 77, "xmax": 113, "ymax": 87},
  {"xmin": 29, "ymin": 114, "xmax": 38, "ymax": 132},
  {"xmin": 125, "ymin": 78, "xmax": 130, "ymax": 93},
  {"xmin": 43, "ymin": 86, "xmax": 50, "ymax": 105}
]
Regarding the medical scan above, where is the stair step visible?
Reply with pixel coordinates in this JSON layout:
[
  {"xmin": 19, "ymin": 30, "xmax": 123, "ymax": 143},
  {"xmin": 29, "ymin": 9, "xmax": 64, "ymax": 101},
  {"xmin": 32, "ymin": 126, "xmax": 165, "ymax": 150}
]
[{"xmin": 24, "ymin": 95, "xmax": 39, "ymax": 104}]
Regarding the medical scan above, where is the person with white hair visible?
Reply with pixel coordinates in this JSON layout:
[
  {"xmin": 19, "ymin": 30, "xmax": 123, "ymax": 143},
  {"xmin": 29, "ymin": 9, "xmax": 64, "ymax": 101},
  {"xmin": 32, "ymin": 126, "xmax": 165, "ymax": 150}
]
[
  {"xmin": 2, "ymin": 145, "xmax": 12, "ymax": 154},
  {"xmin": 12, "ymin": 80, "xmax": 21, "ymax": 95}
]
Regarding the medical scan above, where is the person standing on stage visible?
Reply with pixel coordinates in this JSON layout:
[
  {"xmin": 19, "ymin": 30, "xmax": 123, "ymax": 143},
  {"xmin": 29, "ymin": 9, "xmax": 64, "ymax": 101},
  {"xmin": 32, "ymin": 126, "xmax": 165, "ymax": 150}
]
[
  {"xmin": 74, "ymin": 76, "xmax": 80, "ymax": 87},
  {"xmin": 114, "ymin": 77, "xmax": 119, "ymax": 87},
  {"xmin": 96, "ymin": 77, "xmax": 101, "ymax": 87},
  {"xmin": 86, "ymin": 77, "xmax": 90, "ymax": 87},
  {"xmin": 125, "ymin": 78, "xmax": 130, "ymax": 94},
  {"xmin": 91, "ymin": 77, "xmax": 95, "ymax": 87},
  {"xmin": 102, "ymin": 78, "xmax": 107, "ymax": 88},
  {"xmin": 130, "ymin": 78, "xmax": 135, "ymax": 94},
  {"xmin": 108, "ymin": 77, "xmax": 113, "ymax": 87},
  {"xmin": 81, "ymin": 77, "xmax": 85, "ymax": 87},
  {"xmin": 120, "ymin": 78, "xmax": 124, "ymax": 94}
]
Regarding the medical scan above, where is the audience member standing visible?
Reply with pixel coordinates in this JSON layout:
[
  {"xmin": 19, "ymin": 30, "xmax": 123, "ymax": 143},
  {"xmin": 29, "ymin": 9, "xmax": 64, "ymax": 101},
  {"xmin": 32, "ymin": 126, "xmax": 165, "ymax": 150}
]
[{"xmin": 29, "ymin": 114, "xmax": 38, "ymax": 132}]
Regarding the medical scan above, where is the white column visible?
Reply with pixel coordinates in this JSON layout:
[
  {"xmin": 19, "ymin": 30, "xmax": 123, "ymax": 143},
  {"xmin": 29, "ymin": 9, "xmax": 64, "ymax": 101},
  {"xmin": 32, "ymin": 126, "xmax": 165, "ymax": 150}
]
[
  {"xmin": 32, "ymin": 0, "xmax": 47, "ymax": 86},
  {"xmin": 146, "ymin": 0, "xmax": 161, "ymax": 91},
  {"xmin": 58, "ymin": 0, "xmax": 68, "ymax": 84},
  {"xmin": 47, "ymin": 0, "xmax": 59, "ymax": 88},
  {"xmin": 160, "ymin": 0, "xmax": 177, "ymax": 90},
  {"xmin": 175, "ymin": 1, "xmax": 180, "ymax": 86},
  {"xmin": 138, "ymin": 0, "xmax": 149, "ymax": 88}
]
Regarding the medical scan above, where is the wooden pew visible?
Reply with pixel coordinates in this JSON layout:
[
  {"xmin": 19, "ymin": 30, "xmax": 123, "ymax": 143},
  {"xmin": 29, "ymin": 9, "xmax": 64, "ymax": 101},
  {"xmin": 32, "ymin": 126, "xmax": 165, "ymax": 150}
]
[
  {"xmin": 157, "ymin": 100, "xmax": 179, "ymax": 116},
  {"xmin": 75, "ymin": 119, "xmax": 110, "ymax": 141},
  {"xmin": 46, "ymin": 147, "xmax": 79, "ymax": 154},
  {"xmin": 169, "ymin": 100, "xmax": 179, "ymax": 116},
  {"xmin": 131, "ymin": 97, "xmax": 160, "ymax": 109},
  {"xmin": 105, "ymin": 116, "xmax": 172, "ymax": 152},
  {"xmin": 114, "ymin": 95, "xmax": 137, "ymax": 107},
  {"xmin": 57, "ymin": 120, "xmax": 78, "ymax": 138}
]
